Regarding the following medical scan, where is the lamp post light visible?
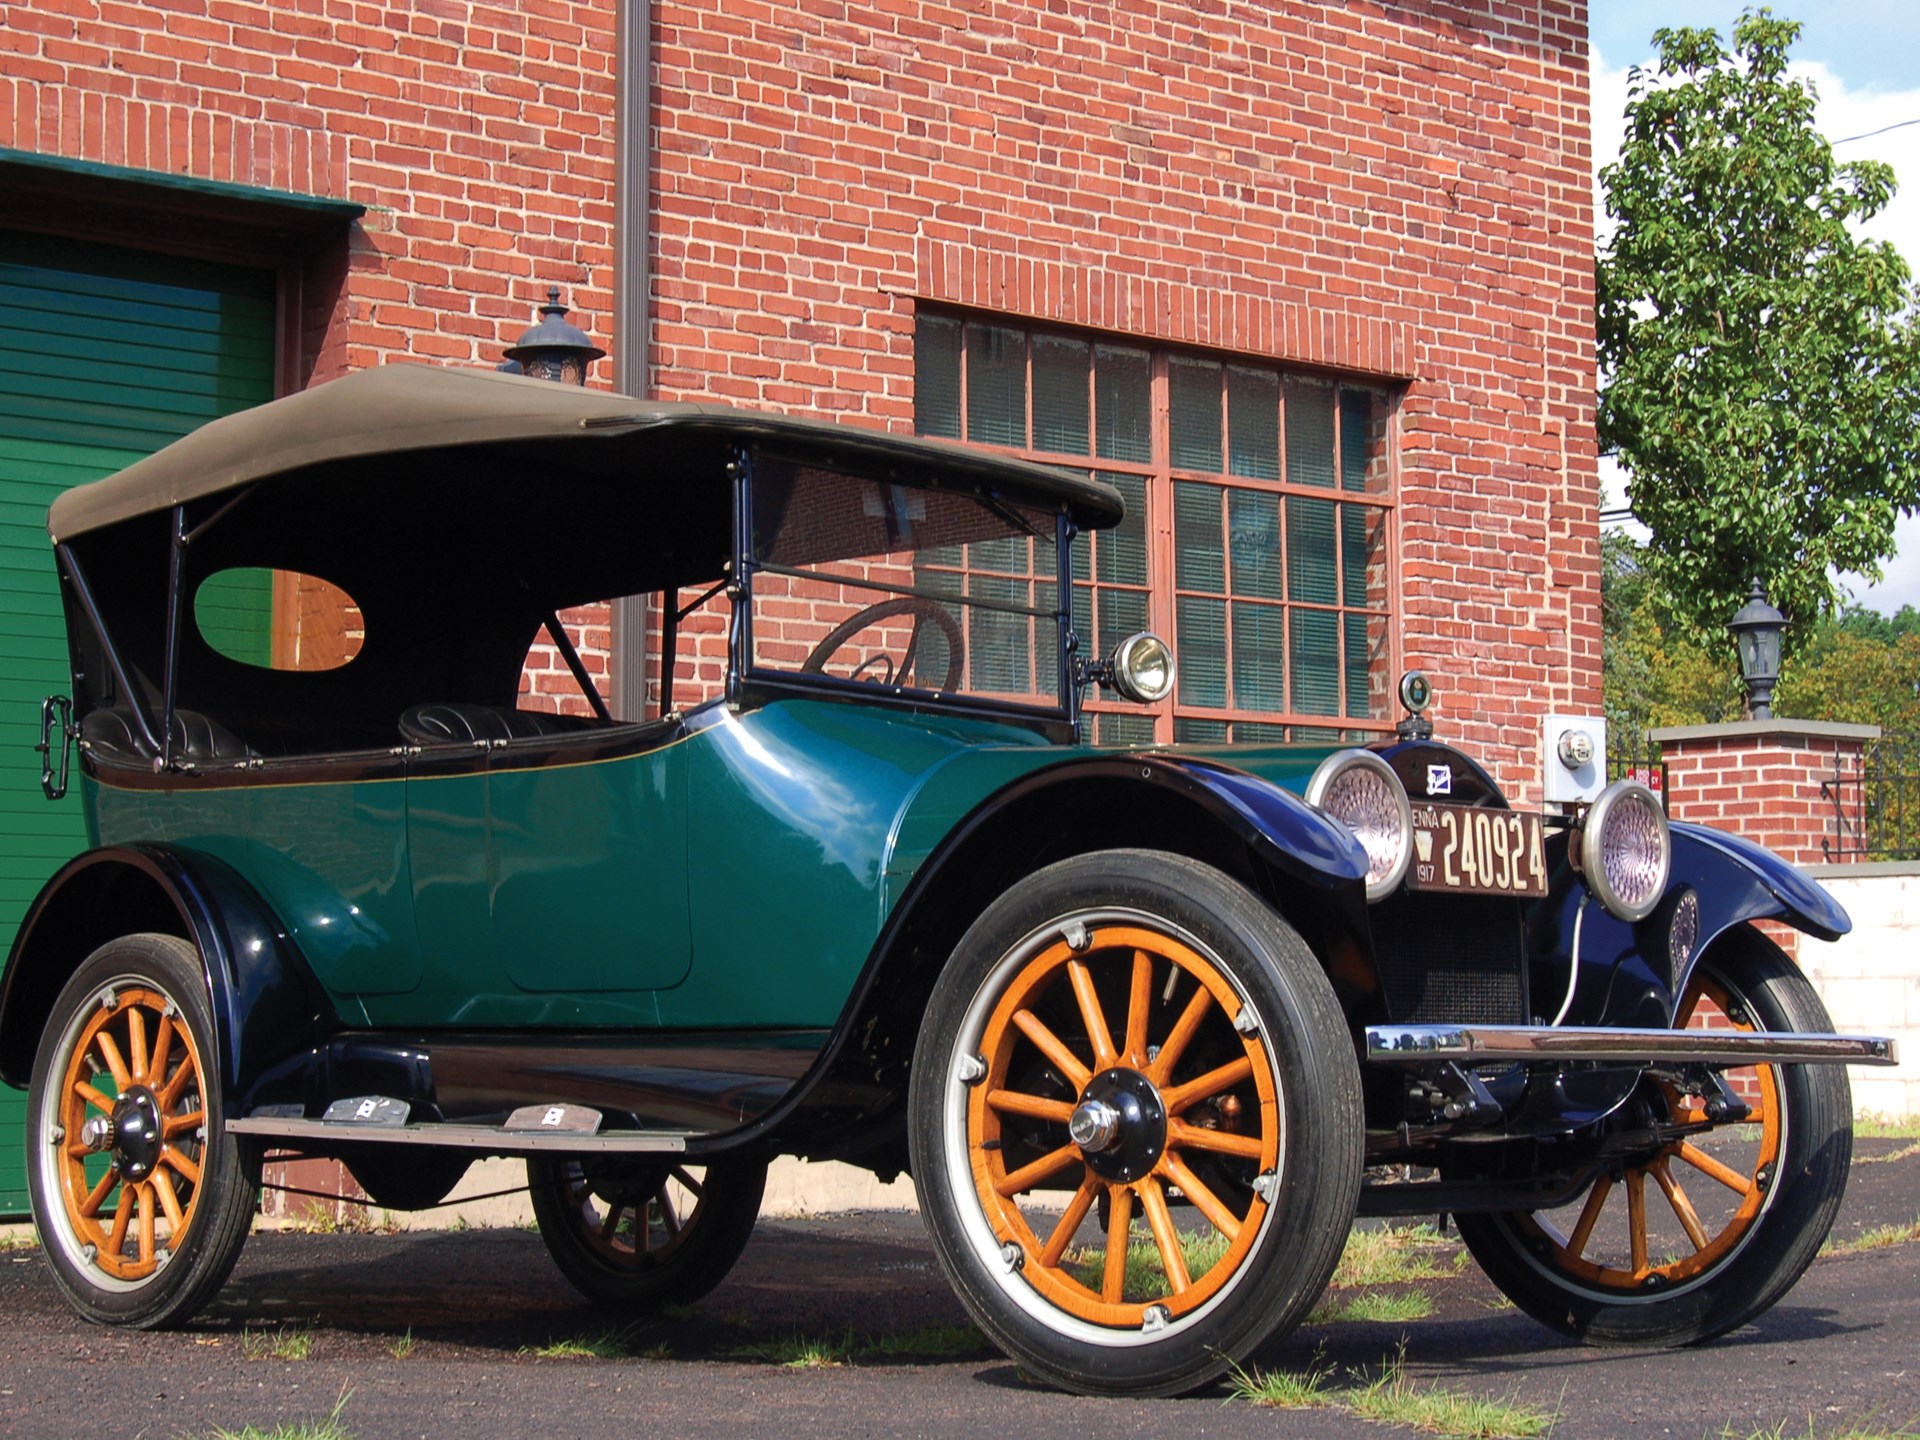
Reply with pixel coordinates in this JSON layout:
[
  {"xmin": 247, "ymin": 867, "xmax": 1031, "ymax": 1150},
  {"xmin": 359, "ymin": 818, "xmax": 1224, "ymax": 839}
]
[
  {"xmin": 1729, "ymin": 580, "xmax": 1787, "ymax": 721},
  {"xmin": 500, "ymin": 287, "xmax": 606, "ymax": 385}
]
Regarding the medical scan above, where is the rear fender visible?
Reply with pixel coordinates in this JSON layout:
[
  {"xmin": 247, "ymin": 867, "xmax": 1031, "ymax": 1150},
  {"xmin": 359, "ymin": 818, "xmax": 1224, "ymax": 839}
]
[{"xmin": 0, "ymin": 845, "xmax": 337, "ymax": 1107}]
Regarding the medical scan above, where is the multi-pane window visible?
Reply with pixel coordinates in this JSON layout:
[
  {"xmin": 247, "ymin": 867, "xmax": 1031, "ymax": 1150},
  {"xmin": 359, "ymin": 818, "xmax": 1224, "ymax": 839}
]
[{"xmin": 915, "ymin": 315, "xmax": 1394, "ymax": 744}]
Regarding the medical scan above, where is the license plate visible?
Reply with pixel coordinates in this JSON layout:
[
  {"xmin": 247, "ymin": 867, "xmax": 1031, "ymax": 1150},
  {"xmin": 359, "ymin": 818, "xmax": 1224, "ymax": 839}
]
[{"xmin": 1407, "ymin": 802, "xmax": 1548, "ymax": 898}]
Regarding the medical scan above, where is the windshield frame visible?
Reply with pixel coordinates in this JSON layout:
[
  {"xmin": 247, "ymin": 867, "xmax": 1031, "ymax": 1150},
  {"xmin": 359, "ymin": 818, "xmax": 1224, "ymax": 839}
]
[{"xmin": 729, "ymin": 446, "xmax": 1082, "ymax": 730}]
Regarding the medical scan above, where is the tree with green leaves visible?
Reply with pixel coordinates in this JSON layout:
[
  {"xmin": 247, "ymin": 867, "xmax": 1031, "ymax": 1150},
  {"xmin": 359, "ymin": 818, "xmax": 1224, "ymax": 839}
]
[{"xmin": 1598, "ymin": 9, "xmax": 1920, "ymax": 647}]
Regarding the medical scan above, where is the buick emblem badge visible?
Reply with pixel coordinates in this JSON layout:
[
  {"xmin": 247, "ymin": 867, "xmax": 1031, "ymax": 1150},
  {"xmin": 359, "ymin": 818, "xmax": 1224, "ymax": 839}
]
[{"xmin": 1426, "ymin": 764, "xmax": 1452, "ymax": 796}]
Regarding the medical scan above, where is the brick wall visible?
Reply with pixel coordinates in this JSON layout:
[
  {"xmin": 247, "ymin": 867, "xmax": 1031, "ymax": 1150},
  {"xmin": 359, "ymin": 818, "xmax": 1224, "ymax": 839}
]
[
  {"xmin": 1661, "ymin": 738, "xmax": 1843, "ymax": 869},
  {"xmin": 3, "ymin": 0, "xmax": 1598, "ymax": 792}
]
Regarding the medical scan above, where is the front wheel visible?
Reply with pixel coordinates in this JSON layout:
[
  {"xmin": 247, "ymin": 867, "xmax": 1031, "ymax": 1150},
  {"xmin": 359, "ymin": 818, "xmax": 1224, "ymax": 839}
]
[
  {"xmin": 1456, "ymin": 927, "xmax": 1852, "ymax": 1345},
  {"xmin": 527, "ymin": 1154, "xmax": 766, "ymax": 1309},
  {"xmin": 909, "ymin": 850, "xmax": 1363, "ymax": 1396},
  {"xmin": 26, "ymin": 933, "xmax": 260, "ymax": 1327}
]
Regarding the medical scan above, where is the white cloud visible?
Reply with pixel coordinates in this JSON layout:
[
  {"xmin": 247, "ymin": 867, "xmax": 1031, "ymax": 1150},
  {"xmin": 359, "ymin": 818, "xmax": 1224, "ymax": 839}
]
[{"xmin": 1591, "ymin": 49, "xmax": 1920, "ymax": 614}]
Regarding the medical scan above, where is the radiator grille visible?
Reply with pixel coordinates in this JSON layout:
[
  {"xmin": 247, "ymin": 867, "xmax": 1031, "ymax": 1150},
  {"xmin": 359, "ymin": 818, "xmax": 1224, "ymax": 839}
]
[{"xmin": 1366, "ymin": 890, "xmax": 1527, "ymax": 1025}]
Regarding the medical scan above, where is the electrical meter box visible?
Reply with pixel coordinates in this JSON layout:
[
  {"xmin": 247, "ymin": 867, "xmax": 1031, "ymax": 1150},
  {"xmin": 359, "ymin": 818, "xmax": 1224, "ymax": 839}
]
[{"xmin": 1542, "ymin": 714, "xmax": 1607, "ymax": 805}]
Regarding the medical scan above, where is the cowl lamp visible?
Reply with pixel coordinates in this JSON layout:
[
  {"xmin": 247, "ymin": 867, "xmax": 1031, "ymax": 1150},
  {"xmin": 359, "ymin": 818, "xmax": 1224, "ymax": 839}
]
[
  {"xmin": 1728, "ymin": 580, "xmax": 1786, "ymax": 721},
  {"xmin": 500, "ymin": 287, "xmax": 605, "ymax": 385}
]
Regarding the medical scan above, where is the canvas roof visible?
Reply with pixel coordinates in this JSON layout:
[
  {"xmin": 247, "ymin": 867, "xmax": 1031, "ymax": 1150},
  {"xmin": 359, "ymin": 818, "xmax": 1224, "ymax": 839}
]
[{"xmin": 47, "ymin": 363, "xmax": 1125, "ymax": 542}]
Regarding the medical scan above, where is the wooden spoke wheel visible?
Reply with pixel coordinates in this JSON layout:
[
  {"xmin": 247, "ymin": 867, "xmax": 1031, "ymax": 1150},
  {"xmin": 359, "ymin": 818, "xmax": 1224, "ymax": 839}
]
[
  {"xmin": 27, "ymin": 934, "xmax": 258, "ymax": 1327},
  {"xmin": 1457, "ymin": 927, "xmax": 1852, "ymax": 1346},
  {"xmin": 527, "ymin": 1154, "xmax": 766, "ymax": 1310},
  {"xmin": 911, "ymin": 850, "xmax": 1362, "ymax": 1397}
]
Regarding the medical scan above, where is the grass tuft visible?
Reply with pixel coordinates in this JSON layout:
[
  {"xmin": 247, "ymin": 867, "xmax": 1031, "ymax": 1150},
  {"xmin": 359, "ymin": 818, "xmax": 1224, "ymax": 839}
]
[
  {"xmin": 523, "ymin": 1329, "xmax": 634, "ymax": 1360},
  {"xmin": 1226, "ymin": 1352, "xmax": 1336, "ymax": 1409},
  {"xmin": 385, "ymin": 1328, "xmax": 414, "ymax": 1361},
  {"xmin": 194, "ymin": 1388, "xmax": 354, "ymax": 1440},
  {"xmin": 1853, "ymin": 1114, "xmax": 1920, "ymax": 1140},
  {"xmin": 1821, "ymin": 1215, "xmax": 1920, "ymax": 1257},
  {"xmin": 1345, "ymin": 1349, "xmax": 1558, "ymax": 1438},
  {"xmin": 725, "ymin": 1327, "xmax": 858, "ymax": 1369},
  {"xmin": 0, "ymin": 1230, "xmax": 38, "ymax": 1253},
  {"xmin": 240, "ymin": 1326, "xmax": 314, "ymax": 1362},
  {"xmin": 1721, "ymin": 1417, "xmax": 1920, "ymax": 1440},
  {"xmin": 862, "ymin": 1322, "xmax": 992, "ymax": 1359},
  {"xmin": 1309, "ymin": 1289, "xmax": 1436, "ymax": 1325},
  {"xmin": 1331, "ymin": 1224, "xmax": 1456, "ymax": 1288}
]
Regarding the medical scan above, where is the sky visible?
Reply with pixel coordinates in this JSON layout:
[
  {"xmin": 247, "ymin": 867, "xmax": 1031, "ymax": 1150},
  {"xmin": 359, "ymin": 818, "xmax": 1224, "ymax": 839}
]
[{"xmin": 1587, "ymin": 2, "xmax": 1920, "ymax": 614}]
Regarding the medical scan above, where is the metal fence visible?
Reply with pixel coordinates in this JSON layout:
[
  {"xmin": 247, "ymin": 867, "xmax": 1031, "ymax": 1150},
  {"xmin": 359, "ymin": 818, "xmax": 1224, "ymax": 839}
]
[
  {"xmin": 1605, "ymin": 731, "xmax": 1670, "ymax": 812},
  {"xmin": 1820, "ymin": 735, "xmax": 1920, "ymax": 863}
]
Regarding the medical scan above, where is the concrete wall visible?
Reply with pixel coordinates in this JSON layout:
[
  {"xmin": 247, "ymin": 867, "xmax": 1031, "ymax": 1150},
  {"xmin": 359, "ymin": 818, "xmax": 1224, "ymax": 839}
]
[{"xmin": 1803, "ymin": 863, "xmax": 1920, "ymax": 1121}]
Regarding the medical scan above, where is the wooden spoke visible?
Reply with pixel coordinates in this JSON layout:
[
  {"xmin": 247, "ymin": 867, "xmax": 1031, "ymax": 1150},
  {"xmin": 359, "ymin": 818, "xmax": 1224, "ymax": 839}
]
[
  {"xmin": 1159, "ymin": 1150, "xmax": 1242, "ymax": 1243},
  {"xmin": 670, "ymin": 1167, "xmax": 705, "ymax": 1200},
  {"xmin": 1102, "ymin": 1185, "xmax": 1134, "ymax": 1303},
  {"xmin": 136, "ymin": 1184, "xmax": 155, "ymax": 1265},
  {"xmin": 1040, "ymin": 1177, "xmax": 1100, "ymax": 1268},
  {"xmin": 1564, "ymin": 1172, "xmax": 1614, "ymax": 1260},
  {"xmin": 73, "ymin": 1079, "xmax": 114, "ymax": 1114},
  {"xmin": 158, "ymin": 1059, "xmax": 197, "ymax": 1110},
  {"xmin": 986, "ymin": 1089, "xmax": 1075, "ymax": 1124},
  {"xmin": 993, "ymin": 1143, "xmax": 1082, "ymax": 1198},
  {"xmin": 1147, "ymin": 984, "xmax": 1214, "ymax": 1085},
  {"xmin": 152, "ymin": 1174, "xmax": 185, "ymax": 1229},
  {"xmin": 127, "ymin": 1007, "xmax": 149, "ymax": 1082},
  {"xmin": 656, "ymin": 1185, "xmax": 682, "ymax": 1238},
  {"xmin": 1161, "ymin": 1056, "xmax": 1253, "ymax": 1114},
  {"xmin": 1139, "ymin": 1178, "xmax": 1191, "ymax": 1295},
  {"xmin": 80, "ymin": 1168, "xmax": 117, "ymax": 1219},
  {"xmin": 148, "ymin": 1016, "xmax": 174, "ymax": 1091},
  {"xmin": 1167, "ymin": 1117, "xmax": 1264, "ymax": 1160},
  {"xmin": 159, "ymin": 1145, "xmax": 201, "ymax": 1186},
  {"xmin": 163, "ymin": 1109, "xmax": 205, "ymax": 1139},
  {"xmin": 1651, "ymin": 1156, "xmax": 1710, "ymax": 1252},
  {"xmin": 1067, "ymin": 960, "xmax": 1118, "ymax": 1071},
  {"xmin": 106, "ymin": 1186, "xmax": 134, "ymax": 1257},
  {"xmin": 1124, "ymin": 949, "xmax": 1154, "ymax": 1066},
  {"xmin": 95, "ymin": 1031, "xmax": 132, "ymax": 1090},
  {"xmin": 1626, "ymin": 1169, "xmax": 1649, "ymax": 1277},
  {"xmin": 599, "ymin": 1201, "xmax": 625, "ymax": 1242},
  {"xmin": 1011, "ymin": 1009, "xmax": 1092, "ymax": 1093},
  {"xmin": 1676, "ymin": 1142, "xmax": 1756, "ymax": 1196}
]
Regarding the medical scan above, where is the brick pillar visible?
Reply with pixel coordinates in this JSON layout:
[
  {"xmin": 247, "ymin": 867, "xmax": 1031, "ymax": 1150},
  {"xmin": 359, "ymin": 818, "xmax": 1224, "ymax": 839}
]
[{"xmin": 1645, "ymin": 720, "xmax": 1879, "ymax": 868}]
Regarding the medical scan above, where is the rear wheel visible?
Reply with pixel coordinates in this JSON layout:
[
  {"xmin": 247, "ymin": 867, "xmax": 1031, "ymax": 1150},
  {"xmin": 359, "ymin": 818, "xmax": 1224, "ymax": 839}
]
[
  {"xmin": 909, "ymin": 850, "xmax": 1362, "ymax": 1396},
  {"xmin": 26, "ymin": 933, "xmax": 259, "ymax": 1327},
  {"xmin": 527, "ymin": 1154, "xmax": 766, "ymax": 1309},
  {"xmin": 1456, "ymin": 928, "xmax": 1852, "ymax": 1345}
]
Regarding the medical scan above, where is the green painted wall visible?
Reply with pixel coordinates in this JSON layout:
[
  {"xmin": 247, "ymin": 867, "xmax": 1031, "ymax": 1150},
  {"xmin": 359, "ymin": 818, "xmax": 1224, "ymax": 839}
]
[{"xmin": 0, "ymin": 230, "xmax": 274, "ymax": 1218}]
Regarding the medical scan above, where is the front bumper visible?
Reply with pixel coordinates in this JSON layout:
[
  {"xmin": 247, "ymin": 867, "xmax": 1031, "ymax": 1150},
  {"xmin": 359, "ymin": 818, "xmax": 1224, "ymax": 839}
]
[{"xmin": 1365, "ymin": 1023, "xmax": 1897, "ymax": 1068}]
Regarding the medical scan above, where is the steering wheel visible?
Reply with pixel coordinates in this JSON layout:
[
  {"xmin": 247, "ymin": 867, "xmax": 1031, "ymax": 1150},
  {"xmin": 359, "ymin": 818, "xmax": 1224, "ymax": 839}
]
[{"xmin": 800, "ymin": 596, "xmax": 965, "ymax": 693}]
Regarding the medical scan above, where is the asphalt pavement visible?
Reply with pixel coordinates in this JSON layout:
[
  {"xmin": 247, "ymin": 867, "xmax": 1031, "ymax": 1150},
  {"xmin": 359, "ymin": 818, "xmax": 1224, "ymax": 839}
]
[{"xmin": 3, "ymin": 1139, "xmax": 1919, "ymax": 1440}]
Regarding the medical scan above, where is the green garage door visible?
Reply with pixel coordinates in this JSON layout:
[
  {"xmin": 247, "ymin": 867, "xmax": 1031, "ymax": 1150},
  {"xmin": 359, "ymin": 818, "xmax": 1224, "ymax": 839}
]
[{"xmin": 0, "ymin": 231, "xmax": 275, "ymax": 1217}]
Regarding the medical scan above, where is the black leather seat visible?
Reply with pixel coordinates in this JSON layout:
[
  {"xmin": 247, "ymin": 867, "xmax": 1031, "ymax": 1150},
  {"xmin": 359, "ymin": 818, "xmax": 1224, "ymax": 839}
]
[
  {"xmin": 80, "ymin": 707, "xmax": 254, "ymax": 764},
  {"xmin": 397, "ymin": 703, "xmax": 604, "ymax": 746}
]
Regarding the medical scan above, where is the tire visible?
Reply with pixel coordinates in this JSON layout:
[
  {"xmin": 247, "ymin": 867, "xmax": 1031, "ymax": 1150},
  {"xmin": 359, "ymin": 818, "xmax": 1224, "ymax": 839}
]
[
  {"xmin": 908, "ymin": 849, "xmax": 1363, "ymax": 1396},
  {"xmin": 527, "ymin": 1154, "xmax": 766, "ymax": 1309},
  {"xmin": 1456, "ymin": 926, "xmax": 1852, "ymax": 1345},
  {"xmin": 26, "ymin": 933, "xmax": 260, "ymax": 1327}
]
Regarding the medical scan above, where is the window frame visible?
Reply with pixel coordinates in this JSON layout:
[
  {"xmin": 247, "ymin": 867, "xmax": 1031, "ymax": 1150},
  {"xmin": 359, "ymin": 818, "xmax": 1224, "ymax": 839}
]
[{"xmin": 914, "ymin": 313, "xmax": 1401, "ymax": 744}]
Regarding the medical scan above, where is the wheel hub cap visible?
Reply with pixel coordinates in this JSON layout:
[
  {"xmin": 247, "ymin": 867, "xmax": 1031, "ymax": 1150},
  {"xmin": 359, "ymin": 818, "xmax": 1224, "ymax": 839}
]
[
  {"xmin": 1075, "ymin": 1068, "xmax": 1167, "ymax": 1183},
  {"xmin": 109, "ymin": 1087, "xmax": 163, "ymax": 1181}
]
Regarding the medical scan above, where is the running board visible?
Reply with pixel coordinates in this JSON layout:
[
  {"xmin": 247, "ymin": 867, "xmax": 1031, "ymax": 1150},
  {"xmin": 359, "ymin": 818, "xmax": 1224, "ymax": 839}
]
[
  {"xmin": 229, "ymin": 1109, "xmax": 689, "ymax": 1154},
  {"xmin": 1364, "ymin": 1024, "xmax": 1897, "ymax": 1067}
]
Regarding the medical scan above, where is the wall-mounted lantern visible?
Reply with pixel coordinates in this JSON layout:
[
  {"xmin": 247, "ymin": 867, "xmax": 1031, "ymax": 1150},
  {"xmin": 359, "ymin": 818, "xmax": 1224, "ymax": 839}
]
[{"xmin": 499, "ymin": 287, "xmax": 606, "ymax": 385}]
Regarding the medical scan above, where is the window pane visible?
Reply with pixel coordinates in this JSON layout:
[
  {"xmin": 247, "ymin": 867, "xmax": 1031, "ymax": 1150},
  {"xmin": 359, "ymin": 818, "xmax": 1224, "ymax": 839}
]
[
  {"xmin": 1345, "ymin": 611, "xmax": 1385, "ymax": 720},
  {"xmin": 1098, "ymin": 711, "xmax": 1159, "ymax": 746},
  {"xmin": 1034, "ymin": 334, "xmax": 1090, "ymax": 456},
  {"xmin": 1231, "ymin": 601, "xmax": 1286, "ymax": 711},
  {"xmin": 1284, "ymin": 377, "xmax": 1335, "ymax": 489},
  {"xmin": 1228, "ymin": 367, "xmax": 1279, "ymax": 480},
  {"xmin": 915, "ymin": 315, "xmax": 962, "ymax": 440},
  {"xmin": 969, "ymin": 574, "xmax": 1031, "ymax": 694},
  {"xmin": 966, "ymin": 323, "xmax": 1026, "ymax": 447},
  {"xmin": 1095, "ymin": 345, "xmax": 1151, "ymax": 462},
  {"xmin": 1340, "ymin": 389, "xmax": 1381, "ymax": 493},
  {"xmin": 1291, "ymin": 608, "xmax": 1340, "ymax": 715},
  {"xmin": 1176, "ymin": 596, "xmax": 1227, "ymax": 707},
  {"xmin": 1072, "ymin": 576, "xmax": 1093, "ymax": 651},
  {"xmin": 1227, "ymin": 489, "xmax": 1281, "ymax": 599},
  {"xmin": 1174, "ymin": 481, "xmax": 1223, "ymax": 592},
  {"xmin": 1169, "ymin": 356, "xmax": 1222, "ymax": 472},
  {"xmin": 1286, "ymin": 496, "xmax": 1338, "ymax": 604},
  {"xmin": 1232, "ymin": 720, "xmax": 1290, "ymax": 744},
  {"xmin": 1174, "ymin": 717, "xmax": 1229, "ymax": 743},
  {"xmin": 1097, "ymin": 586, "xmax": 1148, "ymax": 659},
  {"xmin": 1098, "ymin": 472, "xmax": 1149, "ymax": 586},
  {"xmin": 970, "ymin": 534, "xmax": 1024, "ymax": 574}
]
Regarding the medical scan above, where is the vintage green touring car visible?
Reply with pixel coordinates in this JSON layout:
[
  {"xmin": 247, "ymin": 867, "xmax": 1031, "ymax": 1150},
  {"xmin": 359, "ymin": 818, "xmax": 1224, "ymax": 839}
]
[{"xmin": 0, "ymin": 364, "xmax": 1896, "ymax": 1394}]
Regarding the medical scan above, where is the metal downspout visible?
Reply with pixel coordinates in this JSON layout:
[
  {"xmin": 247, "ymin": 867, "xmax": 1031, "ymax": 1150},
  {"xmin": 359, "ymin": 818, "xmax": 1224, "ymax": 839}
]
[{"xmin": 613, "ymin": 0, "xmax": 653, "ymax": 722}]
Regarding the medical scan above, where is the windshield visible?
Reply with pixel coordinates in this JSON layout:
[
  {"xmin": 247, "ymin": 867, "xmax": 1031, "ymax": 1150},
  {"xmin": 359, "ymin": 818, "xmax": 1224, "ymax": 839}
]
[{"xmin": 746, "ymin": 458, "xmax": 1068, "ymax": 713}]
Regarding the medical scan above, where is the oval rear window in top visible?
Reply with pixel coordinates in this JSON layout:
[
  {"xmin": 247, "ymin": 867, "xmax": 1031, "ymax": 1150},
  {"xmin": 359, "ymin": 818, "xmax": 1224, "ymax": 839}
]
[{"xmin": 194, "ymin": 567, "xmax": 364, "ymax": 671}]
